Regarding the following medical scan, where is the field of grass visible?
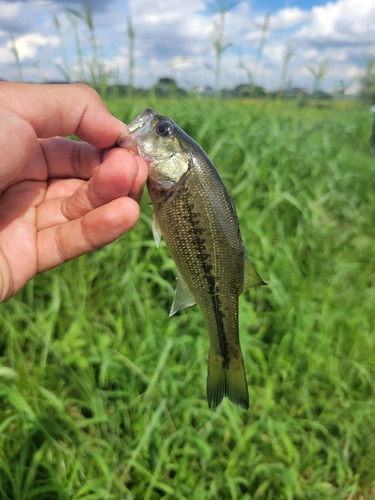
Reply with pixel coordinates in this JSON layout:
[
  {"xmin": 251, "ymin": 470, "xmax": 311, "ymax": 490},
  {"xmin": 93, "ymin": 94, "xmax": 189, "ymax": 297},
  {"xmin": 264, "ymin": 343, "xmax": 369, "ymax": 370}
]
[{"xmin": 1, "ymin": 97, "xmax": 375, "ymax": 499}]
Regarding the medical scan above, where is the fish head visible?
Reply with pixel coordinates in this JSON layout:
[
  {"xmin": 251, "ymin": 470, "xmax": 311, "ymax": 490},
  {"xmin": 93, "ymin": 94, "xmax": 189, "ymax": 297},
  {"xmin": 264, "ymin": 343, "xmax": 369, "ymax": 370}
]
[{"xmin": 117, "ymin": 108, "xmax": 189, "ymax": 189}]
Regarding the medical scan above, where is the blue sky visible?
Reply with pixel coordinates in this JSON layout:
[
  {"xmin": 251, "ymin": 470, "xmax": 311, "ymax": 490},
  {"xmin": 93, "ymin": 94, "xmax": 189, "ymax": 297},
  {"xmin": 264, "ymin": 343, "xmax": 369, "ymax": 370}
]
[
  {"xmin": 0, "ymin": 0, "xmax": 374, "ymax": 93},
  {"xmin": 202, "ymin": 0, "xmax": 328, "ymax": 15}
]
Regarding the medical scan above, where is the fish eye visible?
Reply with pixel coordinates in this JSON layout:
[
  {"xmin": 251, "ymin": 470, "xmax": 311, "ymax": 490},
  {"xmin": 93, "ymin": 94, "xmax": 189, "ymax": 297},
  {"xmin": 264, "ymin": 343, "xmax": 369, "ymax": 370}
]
[{"xmin": 156, "ymin": 121, "xmax": 172, "ymax": 137}]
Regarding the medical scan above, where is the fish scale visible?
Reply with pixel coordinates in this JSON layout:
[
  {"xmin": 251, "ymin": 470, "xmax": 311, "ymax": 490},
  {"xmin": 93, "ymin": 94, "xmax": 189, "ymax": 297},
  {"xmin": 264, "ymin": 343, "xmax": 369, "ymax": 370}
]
[
  {"xmin": 148, "ymin": 162, "xmax": 244, "ymax": 346},
  {"xmin": 117, "ymin": 108, "xmax": 266, "ymax": 409}
]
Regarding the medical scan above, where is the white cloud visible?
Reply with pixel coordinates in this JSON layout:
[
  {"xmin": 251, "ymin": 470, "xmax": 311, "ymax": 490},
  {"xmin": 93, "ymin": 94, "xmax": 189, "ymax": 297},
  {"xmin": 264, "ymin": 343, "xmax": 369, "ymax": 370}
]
[
  {"xmin": 0, "ymin": 0, "xmax": 374, "ymax": 92},
  {"xmin": 263, "ymin": 43, "xmax": 288, "ymax": 66},
  {"xmin": 129, "ymin": 0, "xmax": 212, "ymax": 61},
  {"xmin": 254, "ymin": 0, "xmax": 375, "ymax": 90},
  {"xmin": 0, "ymin": 41, "xmax": 15, "ymax": 64},
  {"xmin": 294, "ymin": 0, "xmax": 375, "ymax": 45},
  {"xmin": 347, "ymin": 64, "xmax": 364, "ymax": 78},
  {"xmin": 269, "ymin": 7, "xmax": 310, "ymax": 30},
  {"xmin": 13, "ymin": 33, "xmax": 59, "ymax": 61},
  {"xmin": 0, "ymin": 1, "xmax": 22, "ymax": 20}
]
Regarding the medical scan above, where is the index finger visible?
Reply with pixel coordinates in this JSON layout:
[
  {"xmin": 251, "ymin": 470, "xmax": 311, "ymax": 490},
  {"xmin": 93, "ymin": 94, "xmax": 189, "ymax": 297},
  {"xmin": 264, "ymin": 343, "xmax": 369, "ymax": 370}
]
[
  {"xmin": 0, "ymin": 82, "xmax": 124, "ymax": 147},
  {"xmin": 0, "ymin": 82, "xmax": 126, "ymax": 187}
]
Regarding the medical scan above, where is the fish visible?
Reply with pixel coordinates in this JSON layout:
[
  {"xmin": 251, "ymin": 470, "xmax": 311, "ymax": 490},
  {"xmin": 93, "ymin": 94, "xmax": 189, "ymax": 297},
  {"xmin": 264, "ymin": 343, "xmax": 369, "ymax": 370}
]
[{"xmin": 117, "ymin": 108, "xmax": 266, "ymax": 410}]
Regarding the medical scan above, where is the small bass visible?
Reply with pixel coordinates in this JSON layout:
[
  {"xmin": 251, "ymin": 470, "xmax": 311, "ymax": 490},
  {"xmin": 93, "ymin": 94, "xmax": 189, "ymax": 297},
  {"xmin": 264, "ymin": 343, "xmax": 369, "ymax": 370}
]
[{"xmin": 117, "ymin": 108, "xmax": 265, "ymax": 409}]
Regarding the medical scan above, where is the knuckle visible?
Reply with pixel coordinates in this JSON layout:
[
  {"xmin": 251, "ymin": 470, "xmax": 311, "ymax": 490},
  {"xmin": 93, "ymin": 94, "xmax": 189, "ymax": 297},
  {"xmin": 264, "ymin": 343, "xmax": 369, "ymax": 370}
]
[{"xmin": 73, "ymin": 83, "xmax": 101, "ymax": 102}]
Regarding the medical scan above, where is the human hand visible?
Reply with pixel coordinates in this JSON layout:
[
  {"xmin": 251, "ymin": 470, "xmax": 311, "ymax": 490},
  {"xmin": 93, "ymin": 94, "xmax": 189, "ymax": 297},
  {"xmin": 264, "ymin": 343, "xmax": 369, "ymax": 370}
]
[{"xmin": 0, "ymin": 82, "xmax": 148, "ymax": 302}]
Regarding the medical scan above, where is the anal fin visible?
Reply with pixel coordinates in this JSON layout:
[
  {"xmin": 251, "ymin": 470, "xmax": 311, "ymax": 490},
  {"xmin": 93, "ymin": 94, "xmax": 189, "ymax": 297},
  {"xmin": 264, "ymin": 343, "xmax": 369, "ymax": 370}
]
[
  {"xmin": 169, "ymin": 274, "xmax": 196, "ymax": 317},
  {"xmin": 242, "ymin": 257, "xmax": 267, "ymax": 293}
]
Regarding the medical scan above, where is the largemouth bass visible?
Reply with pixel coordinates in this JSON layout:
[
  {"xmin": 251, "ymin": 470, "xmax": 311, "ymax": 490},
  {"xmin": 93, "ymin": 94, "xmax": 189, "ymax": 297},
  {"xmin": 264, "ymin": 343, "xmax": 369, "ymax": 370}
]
[{"xmin": 117, "ymin": 108, "xmax": 265, "ymax": 410}]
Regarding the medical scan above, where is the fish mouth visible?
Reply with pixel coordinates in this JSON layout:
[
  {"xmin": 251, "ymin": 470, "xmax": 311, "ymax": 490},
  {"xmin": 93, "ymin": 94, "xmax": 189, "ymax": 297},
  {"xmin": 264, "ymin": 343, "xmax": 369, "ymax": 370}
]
[{"xmin": 116, "ymin": 108, "xmax": 157, "ymax": 151}]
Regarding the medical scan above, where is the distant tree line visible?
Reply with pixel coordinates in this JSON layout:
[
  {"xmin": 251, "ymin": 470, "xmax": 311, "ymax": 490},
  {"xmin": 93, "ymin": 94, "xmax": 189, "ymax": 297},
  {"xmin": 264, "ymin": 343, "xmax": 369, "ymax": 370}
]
[{"xmin": 103, "ymin": 77, "xmax": 351, "ymax": 101}]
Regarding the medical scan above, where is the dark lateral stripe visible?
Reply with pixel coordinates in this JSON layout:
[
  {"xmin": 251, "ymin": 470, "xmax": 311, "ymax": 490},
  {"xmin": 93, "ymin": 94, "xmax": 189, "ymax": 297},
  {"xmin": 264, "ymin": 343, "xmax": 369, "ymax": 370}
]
[{"xmin": 182, "ymin": 192, "xmax": 230, "ymax": 368}]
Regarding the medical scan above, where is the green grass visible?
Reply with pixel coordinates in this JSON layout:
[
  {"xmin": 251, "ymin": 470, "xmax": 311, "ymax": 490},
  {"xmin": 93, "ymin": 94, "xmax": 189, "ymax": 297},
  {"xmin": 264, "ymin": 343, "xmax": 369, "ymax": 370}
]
[{"xmin": 1, "ymin": 98, "xmax": 375, "ymax": 499}]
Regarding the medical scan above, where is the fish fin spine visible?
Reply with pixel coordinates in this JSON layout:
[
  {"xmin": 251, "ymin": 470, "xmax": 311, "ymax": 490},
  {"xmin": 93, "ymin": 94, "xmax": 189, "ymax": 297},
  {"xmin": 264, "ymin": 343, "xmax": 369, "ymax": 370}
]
[{"xmin": 207, "ymin": 349, "xmax": 249, "ymax": 410}]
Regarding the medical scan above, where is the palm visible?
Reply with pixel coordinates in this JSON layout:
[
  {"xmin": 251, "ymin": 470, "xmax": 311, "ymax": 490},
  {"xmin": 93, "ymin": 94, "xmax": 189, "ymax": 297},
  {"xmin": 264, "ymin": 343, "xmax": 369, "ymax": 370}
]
[{"xmin": 0, "ymin": 139, "xmax": 147, "ymax": 302}]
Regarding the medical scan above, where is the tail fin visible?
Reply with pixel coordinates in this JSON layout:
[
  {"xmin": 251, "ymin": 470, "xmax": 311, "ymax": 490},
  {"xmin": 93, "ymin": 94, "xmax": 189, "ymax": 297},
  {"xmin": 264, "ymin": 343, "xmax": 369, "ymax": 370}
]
[{"xmin": 206, "ymin": 348, "xmax": 249, "ymax": 410}]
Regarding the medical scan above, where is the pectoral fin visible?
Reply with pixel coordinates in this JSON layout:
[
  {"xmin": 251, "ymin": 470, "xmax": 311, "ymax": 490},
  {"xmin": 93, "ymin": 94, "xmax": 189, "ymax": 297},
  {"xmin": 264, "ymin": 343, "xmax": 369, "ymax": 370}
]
[
  {"xmin": 152, "ymin": 213, "xmax": 162, "ymax": 248},
  {"xmin": 242, "ymin": 257, "xmax": 267, "ymax": 293},
  {"xmin": 169, "ymin": 274, "xmax": 196, "ymax": 317}
]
